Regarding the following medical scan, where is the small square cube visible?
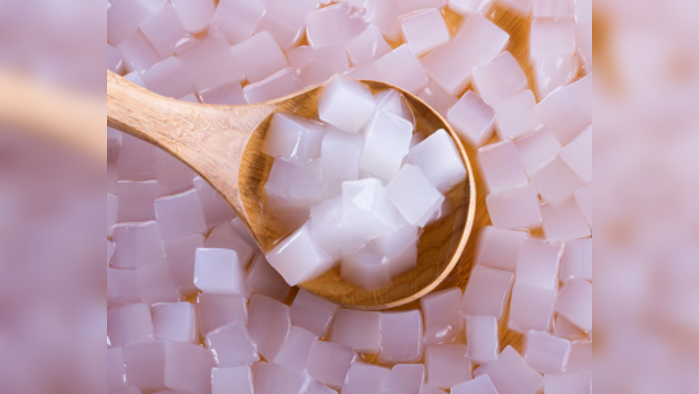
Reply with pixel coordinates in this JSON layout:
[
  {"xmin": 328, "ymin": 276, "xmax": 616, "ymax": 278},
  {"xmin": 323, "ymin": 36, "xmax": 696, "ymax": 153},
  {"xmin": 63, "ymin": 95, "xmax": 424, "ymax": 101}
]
[
  {"xmin": 265, "ymin": 160, "xmax": 323, "ymax": 229},
  {"xmin": 530, "ymin": 155, "xmax": 585, "ymax": 207},
  {"xmin": 116, "ymin": 180, "xmax": 158, "ymax": 223},
  {"xmin": 486, "ymin": 184, "xmax": 542, "ymax": 230},
  {"xmin": 116, "ymin": 29, "xmax": 161, "ymax": 74},
  {"xmin": 107, "ymin": 268, "xmax": 140, "ymax": 308},
  {"xmin": 309, "ymin": 196, "xmax": 366, "ymax": 260},
  {"xmin": 530, "ymin": 20, "xmax": 576, "ymax": 59},
  {"xmin": 108, "ymin": 304, "xmax": 154, "ymax": 347},
  {"xmin": 472, "ymin": 51, "xmax": 528, "ymax": 104},
  {"xmin": 252, "ymin": 362, "xmax": 303, "ymax": 394},
  {"xmin": 205, "ymin": 221, "xmax": 254, "ymax": 268},
  {"xmin": 229, "ymin": 31, "xmax": 289, "ymax": 83},
  {"xmin": 474, "ymin": 226, "xmax": 529, "ymax": 272},
  {"xmin": 266, "ymin": 223, "xmax": 335, "ymax": 286},
  {"xmin": 142, "ymin": 56, "xmax": 197, "ymax": 99},
  {"xmin": 371, "ymin": 224, "xmax": 419, "ymax": 277},
  {"xmin": 342, "ymin": 179, "xmax": 400, "ymax": 242},
  {"xmin": 375, "ymin": 45, "xmax": 429, "ymax": 94},
  {"xmin": 307, "ymin": 340, "xmax": 358, "ymax": 389},
  {"xmin": 541, "ymin": 198, "xmax": 591, "ymax": 241},
  {"xmin": 422, "ymin": 36, "xmax": 480, "ymax": 97},
  {"xmin": 461, "ymin": 265, "xmax": 515, "ymax": 321},
  {"xmin": 321, "ymin": 127, "xmax": 364, "ymax": 186},
  {"xmin": 419, "ymin": 80, "xmax": 459, "ymax": 118},
  {"xmin": 171, "ymin": 0, "xmax": 215, "ymax": 33},
  {"xmin": 163, "ymin": 340, "xmax": 217, "ymax": 394},
  {"xmin": 560, "ymin": 238, "xmax": 592, "ymax": 282},
  {"xmin": 386, "ymin": 164, "xmax": 445, "ymax": 227},
  {"xmin": 244, "ymin": 67, "xmax": 304, "ymax": 104},
  {"xmin": 425, "ymin": 344, "xmax": 472, "ymax": 389},
  {"xmin": 342, "ymin": 363, "xmax": 391, "ymax": 394},
  {"xmin": 107, "ymin": 0, "xmax": 160, "ymax": 46},
  {"xmin": 515, "ymin": 126, "xmax": 562, "ymax": 176},
  {"xmin": 155, "ymin": 189, "xmax": 208, "ymax": 240},
  {"xmin": 164, "ymin": 233, "xmax": 205, "ymax": 297},
  {"xmin": 139, "ymin": 3, "xmax": 191, "ymax": 58},
  {"xmin": 111, "ymin": 221, "xmax": 167, "ymax": 269},
  {"xmin": 287, "ymin": 44, "xmax": 351, "ymax": 86},
  {"xmin": 375, "ymin": 89, "xmax": 414, "ymax": 124},
  {"xmin": 360, "ymin": 111, "xmax": 414, "ymax": 181},
  {"xmin": 262, "ymin": 113, "xmax": 325, "ymax": 165},
  {"xmin": 383, "ymin": 364, "xmax": 425, "ymax": 394},
  {"xmin": 341, "ymin": 244, "xmax": 393, "ymax": 290},
  {"xmin": 456, "ymin": 14, "xmax": 510, "ymax": 63},
  {"xmin": 306, "ymin": 3, "xmax": 367, "ymax": 49},
  {"xmin": 344, "ymin": 25, "xmax": 392, "ymax": 66},
  {"xmin": 523, "ymin": 331, "xmax": 571, "ymax": 374},
  {"xmin": 379, "ymin": 310, "xmax": 424, "ymax": 364},
  {"xmin": 199, "ymin": 82, "xmax": 246, "ymax": 105},
  {"xmin": 555, "ymin": 279, "xmax": 592, "ymax": 333},
  {"xmin": 196, "ymin": 294, "xmax": 248, "ymax": 337},
  {"xmin": 515, "ymin": 239, "xmax": 563, "ymax": 290},
  {"xmin": 248, "ymin": 295, "xmax": 291, "ymax": 361},
  {"xmin": 273, "ymin": 326, "xmax": 318, "ymax": 371},
  {"xmin": 330, "ymin": 309, "xmax": 381, "ymax": 354},
  {"xmin": 560, "ymin": 125, "xmax": 592, "ymax": 183},
  {"xmin": 466, "ymin": 316, "xmax": 499, "ymax": 364},
  {"xmin": 447, "ymin": 91, "xmax": 496, "ymax": 148},
  {"xmin": 406, "ymin": 129, "xmax": 468, "ymax": 193},
  {"xmin": 508, "ymin": 283, "xmax": 556, "ymax": 332},
  {"xmin": 533, "ymin": 55, "xmax": 579, "ymax": 100},
  {"xmin": 194, "ymin": 248, "xmax": 249, "ymax": 296},
  {"xmin": 152, "ymin": 302, "xmax": 197, "ymax": 343},
  {"xmin": 474, "ymin": 346, "xmax": 544, "ymax": 394},
  {"xmin": 400, "ymin": 9, "xmax": 450, "ymax": 57},
  {"xmin": 212, "ymin": 366, "xmax": 253, "ymax": 394},
  {"xmin": 290, "ymin": 289, "xmax": 340, "ymax": 337},
  {"xmin": 246, "ymin": 254, "xmax": 292, "ymax": 302},
  {"xmin": 421, "ymin": 288, "xmax": 465, "ymax": 345},
  {"xmin": 451, "ymin": 375, "xmax": 499, "ymax": 394},
  {"xmin": 535, "ymin": 86, "xmax": 591, "ymax": 146},
  {"xmin": 477, "ymin": 139, "xmax": 529, "ymax": 195},
  {"xmin": 136, "ymin": 263, "xmax": 179, "ymax": 306},
  {"xmin": 491, "ymin": 90, "xmax": 542, "ymax": 140},
  {"xmin": 210, "ymin": 0, "xmax": 265, "ymax": 44},
  {"xmin": 193, "ymin": 177, "xmax": 236, "ymax": 231},
  {"xmin": 123, "ymin": 340, "xmax": 166, "ymax": 392},
  {"xmin": 318, "ymin": 76, "xmax": 376, "ymax": 134},
  {"xmin": 205, "ymin": 322, "xmax": 259, "ymax": 367},
  {"xmin": 532, "ymin": 0, "xmax": 574, "ymax": 20}
]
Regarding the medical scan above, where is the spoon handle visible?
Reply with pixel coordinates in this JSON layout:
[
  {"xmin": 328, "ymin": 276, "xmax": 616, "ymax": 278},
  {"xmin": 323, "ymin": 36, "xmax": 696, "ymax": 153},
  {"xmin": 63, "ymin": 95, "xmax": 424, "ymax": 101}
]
[{"xmin": 107, "ymin": 70, "xmax": 275, "ymax": 215}]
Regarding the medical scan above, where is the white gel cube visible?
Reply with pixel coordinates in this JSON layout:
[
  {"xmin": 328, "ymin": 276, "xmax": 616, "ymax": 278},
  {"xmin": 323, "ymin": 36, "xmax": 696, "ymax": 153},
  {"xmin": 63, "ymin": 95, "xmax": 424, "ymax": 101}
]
[
  {"xmin": 560, "ymin": 125, "xmax": 592, "ymax": 183},
  {"xmin": 344, "ymin": 25, "xmax": 391, "ymax": 66},
  {"xmin": 421, "ymin": 37, "xmax": 480, "ymax": 97},
  {"xmin": 154, "ymin": 189, "xmax": 208, "ymax": 240},
  {"xmin": 530, "ymin": 155, "xmax": 585, "ymax": 206},
  {"xmin": 486, "ymin": 184, "xmax": 542, "ymax": 230},
  {"xmin": 472, "ymin": 51, "xmax": 528, "ymax": 104},
  {"xmin": 111, "ymin": 221, "xmax": 167, "ymax": 269},
  {"xmin": 449, "ymin": 0, "xmax": 492, "ymax": 15},
  {"xmin": 107, "ymin": 268, "xmax": 140, "ymax": 308},
  {"xmin": 136, "ymin": 263, "xmax": 179, "ymax": 306},
  {"xmin": 461, "ymin": 264, "xmax": 515, "ymax": 320},
  {"xmin": 360, "ymin": 111, "xmax": 414, "ymax": 181},
  {"xmin": 205, "ymin": 322, "xmax": 259, "ymax": 367},
  {"xmin": 262, "ymin": 113, "xmax": 325, "ymax": 165},
  {"xmin": 246, "ymin": 254, "xmax": 292, "ymax": 302},
  {"xmin": 212, "ymin": 366, "xmax": 253, "ymax": 394},
  {"xmin": 252, "ymin": 362, "xmax": 303, "ymax": 394},
  {"xmin": 508, "ymin": 283, "xmax": 556, "ymax": 332},
  {"xmin": 418, "ymin": 80, "xmax": 459, "ymax": 118},
  {"xmin": 530, "ymin": 20, "xmax": 576, "ymax": 60},
  {"xmin": 123, "ymin": 340, "xmax": 166, "ymax": 392},
  {"xmin": 205, "ymin": 221, "xmax": 254, "ymax": 268},
  {"xmin": 400, "ymin": 9, "xmax": 450, "ymax": 57},
  {"xmin": 523, "ymin": 331, "xmax": 571, "ymax": 374},
  {"xmin": 266, "ymin": 223, "xmax": 335, "ymax": 286},
  {"xmin": 108, "ymin": 43, "xmax": 125, "ymax": 74},
  {"xmin": 342, "ymin": 179, "xmax": 399, "ymax": 242},
  {"xmin": 516, "ymin": 239, "xmax": 563, "ymax": 290},
  {"xmin": 296, "ymin": 371, "xmax": 338, "ymax": 394},
  {"xmin": 421, "ymin": 288, "xmax": 465, "ymax": 345},
  {"xmin": 196, "ymin": 294, "xmax": 248, "ymax": 337},
  {"xmin": 535, "ymin": 86, "xmax": 591, "ymax": 146},
  {"xmin": 163, "ymin": 340, "xmax": 217, "ymax": 394},
  {"xmin": 447, "ymin": 91, "xmax": 496, "ymax": 148},
  {"xmin": 532, "ymin": 0, "xmax": 574, "ymax": 20},
  {"xmin": 363, "ymin": 0, "xmax": 402, "ymax": 41},
  {"xmin": 456, "ymin": 14, "xmax": 510, "ymax": 63},
  {"xmin": 107, "ymin": 0, "xmax": 160, "ymax": 46},
  {"xmin": 108, "ymin": 303, "xmax": 154, "ymax": 347},
  {"xmin": 515, "ymin": 126, "xmax": 562, "ymax": 176},
  {"xmin": 566, "ymin": 341, "xmax": 592, "ymax": 374},
  {"xmin": 555, "ymin": 279, "xmax": 592, "ymax": 333},
  {"xmin": 265, "ymin": 160, "xmax": 323, "ymax": 229},
  {"xmin": 533, "ymin": 55, "xmax": 579, "ymax": 100},
  {"xmin": 341, "ymin": 244, "xmax": 392, "ymax": 290},
  {"xmin": 156, "ymin": 150, "xmax": 195, "ymax": 197},
  {"xmin": 491, "ymin": 90, "xmax": 542, "ymax": 140},
  {"xmin": 229, "ymin": 31, "xmax": 289, "ymax": 83},
  {"xmin": 273, "ymin": 326, "xmax": 318, "ymax": 371},
  {"xmin": 117, "ymin": 132, "xmax": 158, "ymax": 181},
  {"xmin": 330, "ymin": 309, "xmax": 381, "ymax": 354},
  {"xmin": 164, "ymin": 234, "xmax": 204, "ymax": 297},
  {"xmin": 210, "ymin": 0, "xmax": 265, "ymax": 45},
  {"xmin": 451, "ymin": 375, "xmax": 499, "ymax": 394},
  {"xmin": 553, "ymin": 314, "xmax": 587, "ymax": 340},
  {"xmin": 307, "ymin": 340, "xmax": 358, "ymax": 389},
  {"xmin": 171, "ymin": 0, "xmax": 215, "ymax": 33},
  {"xmin": 142, "ymin": 56, "xmax": 196, "ymax": 99},
  {"xmin": 474, "ymin": 226, "xmax": 529, "ymax": 272},
  {"xmin": 248, "ymin": 295, "xmax": 291, "ymax": 361},
  {"xmin": 383, "ymin": 364, "xmax": 425, "ymax": 394},
  {"xmin": 139, "ymin": 3, "xmax": 190, "ymax": 58},
  {"xmin": 309, "ymin": 196, "xmax": 365, "ymax": 260},
  {"xmin": 116, "ymin": 180, "xmax": 158, "ymax": 223},
  {"xmin": 152, "ymin": 302, "xmax": 197, "ymax": 343},
  {"xmin": 386, "ymin": 164, "xmax": 445, "ymax": 226},
  {"xmin": 372, "ymin": 224, "xmax": 419, "ymax": 277},
  {"xmin": 560, "ymin": 238, "xmax": 592, "ymax": 282},
  {"xmin": 244, "ymin": 67, "xmax": 304, "ymax": 104},
  {"xmin": 318, "ymin": 76, "xmax": 376, "ymax": 134},
  {"xmin": 179, "ymin": 31, "xmax": 244, "ymax": 92},
  {"xmin": 466, "ymin": 316, "xmax": 499, "ymax": 364},
  {"xmin": 199, "ymin": 82, "xmax": 246, "ymax": 105},
  {"xmin": 477, "ymin": 139, "xmax": 529, "ymax": 195},
  {"xmin": 194, "ymin": 248, "xmax": 249, "ymax": 297},
  {"xmin": 375, "ymin": 45, "xmax": 430, "ymax": 94},
  {"xmin": 287, "ymin": 44, "xmax": 351, "ymax": 86},
  {"xmin": 473, "ymin": 346, "xmax": 544, "ymax": 394},
  {"xmin": 540, "ymin": 198, "xmax": 591, "ymax": 241},
  {"xmin": 321, "ymin": 127, "xmax": 363, "ymax": 183},
  {"xmin": 425, "ymin": 344, "xmax": 472, "ymax": 389},
  {"xmin": 116, "ymin": 29, "xmax": 161, "ymax": 74},
  {"xmin": 407, "ymin": 129, "xmax": 468, "ymax": 193},
  {"xmin": 343, "ymin": 363, "xmax": 390, "ymax": 394},
  {"xmin": 290, "ymin": 289, "xmax": 340, "ymax": 337},
  {"xmin": 306, "ymin": 3, "xmax": 367, "ymax": 49},
  {"xmin": 379, "ymin": 310, "xmax": 424, "ymax": 364},
  {"xmin": 375, "ymin": 89, "xmax": 414, "ymax": 124},
  {"xmin": 193, "ymin": 177, "xmax": 236, "ymax": 230}
]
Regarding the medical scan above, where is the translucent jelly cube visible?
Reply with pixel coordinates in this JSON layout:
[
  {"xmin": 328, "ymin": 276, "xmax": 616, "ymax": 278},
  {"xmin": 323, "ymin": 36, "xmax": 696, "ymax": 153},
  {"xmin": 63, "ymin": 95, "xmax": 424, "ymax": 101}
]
[
  {"xmin": 474, "ymin": 346, "xmax": 544, "ymax": 394},
  {"xmin": 244, "ymin": 67, "xmax": 304, "ymax": 104},
  {"xmin": 544, "ymin": 374, "xmax": 591, "ymax": 394},
  {"xmin": 535, "ymin": 86, "xmax": 591, "ymax": 146},
  {"xmin": 255, "ymin": 0, "xmax": 319, "ymax": 48},
  {"xmin": 290, "ymin": 289, "xmax": 340, "ymax": 337},
  {"xmin": 198, "ymin": 82, "xmax": 246, "ymax": 105},
  {"xmin": 321, "ymin": 127, "xmax": 364, "ymax": 184},
  {"xmin": 210, "ymin": 0, "xmax": 264, "ymax": 45},
  {"xmin": 179, "ymin": 31, "xmax": 244, "ymax": 92},
  {"xmin": 116, "ymin": 180, "xmax": 158, "ymax": 223},
  {"xmin": 262, "ymin": 113, "xmax": 325, "ymax": 165},
  {"xmin": 287, "ymin": 44, "xmax": 351, "ymax": 86},
  {"xmin": 246, "ymin": 254, "xmax": 292, "ymax": 302},
  {"xmin": 248, "ymin": 295, "xmax": 291, "ymax": 361},
  {"xmin": 514, "ymin": 126, "xmax": 562, "ymax": 176},
  {"xmin": 486, "ymin": 184, "xmax": 542, "ymax": 230},
  {"xmin": 265, "ymin": 160, "xmax": 323, "ymax": 229},
  {"xmin": 163, "ymin": 340, "xmax": 216, "ymax": 394},
  {"xmin": 117, "ymin": 29, "xmax": 161, "ymax": 73},
  {"xmin": 205, "ymin": 322, "xmax": 259, "ymax": 367},
  {"xmin": 129, "ymin": 258, "xmax": 173, "ymax": 306},
  {"xmin": 421, "ymin": 36, "xmax": 480, "ymax": 97},
  {"xmin": 575, "ymin": 21, "xmax": 592, "ymax": 73},
  {"xmin": 344, "ymin": 25, "xmax": 392, "ymax": 66},
  {"xmin": 192, "ymin": 177, "xmax": 235, "ymax": 231},
  {"xmin": 516, "ymin": 239, "xmax": 563, "ymax": 290},
  {"xmin": 530, "ymin": 20, "xmax": 576, "ymax": 60},
  {"xmin": 496, "ymin": 0, "xmax": 534, "ymax": 16},
  {"xmin": 273, "ymin": 326, "xmax": 318, "ymax": 371},
  {"xmin": 341, "ymin": 244, "xmax": 392, "ymax": 290},
  {"xmin": 108, "ymin": 194, "xmax": 119, "ymax": 238},
  {"xmin": 252, "ymin": 362, "xmax": 303, "ymax": 394},
  {"xmin": 107, "ymin": 0, "xmax": 160, "ymax": 45},
  {"xmin": 540, "ymin": 198, "xmax": 591, "ymax": 241},
  {"xmin": 379, "ymin": 310, "xmax": 424, "ymax": 364},
  {"xmin": 342, "ymin": 179, "xmax": 400, "ymax": 242},
  {"xmin": 196, "ymin": 294, "xmax": 248, "ymax": 338},
  {"xmin": 164, "ymin": 234, "xmax": 204, "ymax": 296},
  {"xmin": 560, "ymin": 125, "xmax": 592, "ymax": 183},
  {"xmin": 474, "ymin": 226, "xmax": 529, "ymax": 272},
  {"xmin": 553, "ymin": 314, "xmax": 586, "ymax": 340},
  {"xmin": 117, "ymin": 133, "xmax": 158, "ymax": 181},
  {"xmin": 205, "ymin": 222, "xmax": 254, "ymax": 268},
  {"xmin": 108, "ymin": 304, "xmax": 154, "ymax": 347},
  {"xmin": 449, "ymin": 0, "xmax": 492, "ymax": 15},
  {"xmin": 360, "ymin": 113, "xmax": 413, "ymax": 181},
  {"xmin": 109, "ymin": 43, "xmax": 125, "ymax": 73},
  {"xmin": 386, "ymin": 164, "xmax": 445, "ymax": 226},
  {"xmin": 123, "ymin": 341, "xmax": 166, "ymax": 392},
  {"xmin": 418, "ymin": 80, "xmax": 458, "ymax": 118},
  {"xmin": 230, "ymin": 32, "xmax": 289, "ymax": 83},
  {"xmin": 318, "ymin": 76, "xmax": 376, "ymax": 134},
  {"xmin": 530, "ymin": 155, "xmax": 584, "ymax": 206},
  {"xmin": 466, "ymin": 316, "xmax": 498, "ymax": 364},
  {"xmin": 342, "ymin": 363, "xmax": 391, "ymax": 394},
  {"xmin": 383, "ymin": 364, "xmax": 425, "ymax": 394},
  {"xmin": 566, "ymin": 74, "xmax": 591, "ymax": 115},
  {"xmin": 407, "ymin": 129, "xmax": 467, "ymax": 193},
  {"xmin": 375, "ymin": 45, "xmax": 430, "ymax": 94},
  {"xmin": 477, "ymin": 140, "xmax": 528, "ymax": 195},
  {"xmin": 156, "ymin": 150, "xmax": 195, "ymax": 197},
  {"xmin": 491, "ymin": 90, "xmax": 542, "ymax": 140},
  {"xmin": 555, "ymin": 279, "xmax": 592, "ymax": 333},
  {"xmin": 400, "ymin": 9, "xmax": 450, "ymax": 57},
  {"xmin": 461, "ymin": 265, "xmax": 514, "ymax": 320},
  {"xmin": 371, "ymin": 224, "xmax": 419, "ymax": 277},
  {"xmin": 111, "ymin": 221, "xmax": 167, "ymax": 269},
  {"xmin": 447, "ymin": 91, "xmax": 496, "ymax": 148},
  {"xmin": 212, "ymin": 366, "xmax": 253, "ymax": 394},
  {"xmin": 171, "ymin": 0, "xmax": 215, "ymax": 33},
  {"xmin": 456, "ymin": 14, "xmax": 510, "ymax": 63},
  {"xmin": 141, "ymin": 56, "xmax": 196, "ymax": 99},
  {"xmin": 139, "ymin": 3, "xmax": 190, "ymax": 58},
  {"xmin": 155, "ymin": 189, "xmax": 208, "ymax": 240},
  {"xmin": 421, "ymin": 288, "xmax": 464, "ymax": 345},
  {"xmin": 451, "ymin": 375, "xmax": 499, "ymax": 394},
  {"xmin": 266, "ymin": 223, "xmax": 335, "ymax": 286},
  {"xmin": 152, "ymin": 303, "xmax": 197, "ymax": 343},
  {"xmin": 363, "ymin": 0, "xmax": 402, "ymax": 41},
  {"xmin": 306, "ymin": 3, "xmax": 367, "ymax": 49},
  {"xmin": 559, "ymin": 237, "xmax": 592, "ymax": 283},
  {"xmin": 533, "ymin": 55, "xmax": 579, "ymax": 100},
  {"xmin": 523, "ymin": 331, "xmax": 571, "ymax": 374},
  {"xmin": 307, "ymin": 340, "xmax": 358, "ymax": 389},
  {"xmin": 330, "ymin": 309, "xmax": 381, "ymax": 354},
  {"xmin": 425, "ymin": 344, "xmax": 472, "ymax": 389},
  {"xmin": 108, "ymin": 268, "xmax": 140, "ymax": 308},
  {"xmin": 375, "ymin": 89, "xmax": 414, "ymax": 124},
  {"xmin": 194, "ymin": 248, "xmax": 249, "ymax": 297},
  {"xmin": 508, "ymin": 283, "xmax": 556, "ymax": 332},
  {"xmin": 296, "ymin": 370, "xmax": 339, "ymax": 394},
  {"xmin": 472, "ymin": 52, "xmax": 528, "ymax": 105},
  {"xmin": 532, "ymin": 0, "xmax": 574, "ymax": 20},
  {"xmin": 108, "ymin": 346, "xmax": 126, "ymax": 391}
]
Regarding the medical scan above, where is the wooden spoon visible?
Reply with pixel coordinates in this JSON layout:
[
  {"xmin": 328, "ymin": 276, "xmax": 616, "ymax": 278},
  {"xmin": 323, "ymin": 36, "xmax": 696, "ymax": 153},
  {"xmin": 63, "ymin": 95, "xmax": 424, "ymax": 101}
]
[{"xmin": 107, "ymin": 70, "xmax": 477, "ymax": 310}]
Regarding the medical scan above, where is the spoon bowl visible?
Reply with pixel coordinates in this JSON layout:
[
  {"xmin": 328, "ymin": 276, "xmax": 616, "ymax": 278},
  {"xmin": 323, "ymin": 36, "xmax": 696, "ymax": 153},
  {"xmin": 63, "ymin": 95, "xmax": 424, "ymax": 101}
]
[{"xmin": 107, "ymin": 70, "xmax": 477, "ymax": 310}]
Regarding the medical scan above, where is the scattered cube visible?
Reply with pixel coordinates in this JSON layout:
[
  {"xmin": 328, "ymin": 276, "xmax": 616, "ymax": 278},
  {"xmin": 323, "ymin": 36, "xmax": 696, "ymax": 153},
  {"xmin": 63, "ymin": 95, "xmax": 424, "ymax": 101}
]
[
  {"xmin": 472, "ymin": 51, "xmax": 528, "ymax": 104},
  {"xmin": 407, "ymin": 129, "xmax": 468, "ymax": 193},
  {"xmin": 532, "ymin": 0, "xmax": 574, "ymax": 20},
  {"xmin": 456, "ymin": 14, "xmax": 510, "ymax": 63},
  {"xmin": 360, "ymin": 111, "xmax": 414, "ymax": 181},
  {"xmin": 318, "ymin": 76, "xmax": 376, "ymax": 133},
  {"xmin": 530, "ymin": 155, "xmax": 585, "ymax": 206},
  {"xmin": 344, "ymin": 25, "xmax": 392, "ymax": 66},
  {"xmin": 474, "ymin": 346, "xmax": 544, "ymax": 394},
  {"xmin": 477, "ymin": 139, "xmax": 529, "ymax": 195},
  {"xmin": 400, "ymin": 9, "xmax": 450, "ymax": 57},
  {"xmin": 196, "ymin": 294, "xmax": 248, "ymax": 338},
  {"xmin": 533, "ymin": 55, "xmax": 579, "ymax": 100},
  {"xmin": 171, "ymin": 0, "xmax": 215, "ymax": 33},
  {"xmin": 379, "ymin": 310, "xmax": 424, "ymax": 364},
  {"xmin": 560, "ymin": 125, "xmax": 592, "ymax": 183},
  {"xmin": 474, "ymin": 226, "xmax": 529, "ymax": 272},
  {"xmin": 210, "ymin": 0, "xmax": 265, "ymax": 44},
  {"xmin": 136, "ymin": 263, "xmax": 179, "ymax": 306},
  {"xmin": 108, "ymin": 303, "xmax": 154, "ymax": 347},
  {"xmin": 111, "ymin": 221, "xmax": 167, "ymax": 269},
  {"xmin": 383, "ymin": 364, "xmax": 425, "ymax": 394},
  {"xmin": 509, "ymin": 283, "xmax": 556, "ymax": 332},
  {"xmin": 330, "ymin": 309, "xmax": 381, "ymax": 354},
  {"xmin": 139, "ymin": 3, "xmax": 191, "ymax": 58},
  {"xmin": 205, "ymin": 221, "xmax": 254, "ymax": 268},
  {"xmin": 419, "ymin": 80, "xmax": 459, "ymax": 118},
  {"xmin": 163, "ymin": 340, "xmax": 217, "ymax": 394},
  {"xmin": 306, "ymin": 3, "xmax": 367, "ymax": 49},
  {"xmin": 116, "ymin": 29, "xmax": 161, "ymax": 74},
  {"xmin": 107, "ymin": 268, "xmax": 141, "ymax": 308},
  {"xmin": 152, "ymin": 302, "xmax": 197, "ymax": 343},
  {"xmin": 553, "ymin": 314, "xmax": 587, "ymax": 340},
  {"xmin": 425, "ymin": 344, "xmax": 472, "ymax": 389},
  {"xmin": 164, "ymin": 233, "xmax": 205, "ymax": 297},
  {"xmin": 555, "ymin": 279, "xmax": 593, "ymax": 333},
  {"xmin": 447, "ymin": 91, "xmax": 496, "ymax": 148},
  {"xmin": 290, "ymin": 289, "xmax": 340, "ymax": 337},
  {"xmin": 342, "ymin": 179, "xmax": 400, "ymax": 242},
  {"xmin": 375, "ymin": 44, "xmax": 430, "ymax": 94},
  {"xmin": 287, "ymin": 44, "xmax": 351, "ymax": 86},
  {"xmin": 363, "ymin": 0, "xmax": 402, "ymax": 41},
  {"xmin": 461, "ymin": 265, "xmax": 515, "ymax": 321},
  {"xmin": 386, "ymin": 164, "xmax": 445, "ymax": 226},
  {"xmin": 421, "ymin": 287, "xmax": 465, "ymax": 345},
  {"xmin": 265, "ymin": 160, "xmax": 324, "ymax": 229},
  {"xmin": 273, "ymin": 326, "xmax": 319, "ymax": 371},
  {"xmin": 466, "ymin": 316, "xmax": 499, "ymax": 364},
  {"xmin": 560, "ymin": 238, "xmax": 592, "ymax": 282},
  {"xmin": 179, "ymin": 31, "xmax": 244, "ymax": 92},
  {"xmin": 421, "ymin": 37, "xmax": 480, "ymax": 97},
  {"xmin": 193, "ymin": 176, "xmax": 236, "ymax": 231},
  {"xmin": 451, "ymin": 375, "xmax": 499, "ymax": 394},
  {"xmin": 342, "ymin": 363, "xmax": 390, "ymax": 394},
  {"xmin": 142, "ymin": 56, "xmax": 196, "ymax": 99},
  {"xmin": 116, "ymin": 132, "xmax": 158, "ymax": 181},
  {"xmin": 248, "ymin": 295, "xmax": 291, "ymax": 361},
  {"xmin": 491, "ymin": 90, "xmax": 542, "ymax": 140},
  {"xmin": 252, "ymin": 362, "xmax": 303, "ymax": 394},
  {"xmin": 514, "ymin": 126, "xmax": 562, "ymax": 176},
  {"xmin": 205, "ymin": 322, "xmax": 259, "ymax": 367},
  {"xmin": 523, "ymin": 330, "xmax": 571, "ymax": 374},
  {"xmin": 540, "ymin": 198, "xmax": 591, "ymax": 241},
  {"xmin": 307, "ymin": 340, "xmax": 358, "ymax": 389},
  {"xmin": 321, "ymin": 127, "xmax": 364, "ymax": 184},
  {"xmin": 266, "ymin": 223, "xmax": 335, "ymax": 286},
  {"xmin": 515, "ymin": 239, "xmax": 563, "ymax": 290},
  {"xmin": 371, "ymin": 224, "xmax": 419, "ymax": 277},
  {"xmin": 535, "ymin": 86, "xmax": 591, "ymax": 146},
  {"xmin": 262, "ymin": 113, "xmax": 325, "ymax": 165},
  {"xmin": 244, "ymin": 67, "xmax": 304, "ymax": 104},
  {"xmin": 341, "ymin": 244, "xmax": 393, "ymax": 290},
  {"xmin": 375, "ymin": 89, "xmax": 415, "ymax": 124},
  {"xmin": 116, "ymin": 180, "xmax": 158, "ymax": 223},
  {"xmin": 194, "ymin": 248, "xmax": 249, "ymax": 296},
  {"xmin": 107, "ymin": 0, "xmax": 160, "ymax": 46},
  {"xmin": 154, "ymin": 189, "xmax": 208, "ymax": 240},
  {"xmin": 199, "ymin": 82, "xmax": 246, "ymax": 105},
  {"xmin": 230, "ymin": 31, "xmax": 289, "ymax": 83},
  {"xmin": 246, "ymin": 254, "xmax": 292, "ymax": 302},
  {"xmin": 297, "ymin": 370, "xmax": 339, "ymax": 394},
  {"xmin": 530, "ymin": 20, "xmax": 576, "ymax": 60},
  {"xmin": 309, "ymin": 196, "xmax": 366, "ymax": 260},
  {"xmin": 123, "ymin": 340, "xmax": 166, "ymax": 392},
  {"xmin": 486, "ymin": 184, "xmax": 542, "ymax": 230},
  {"xmin": 566, "ymin": 341, "xmax": 592, "ymax": 373},
  {"xmin": 211, "ymin": 366, "xmax": 253, "ymax": 394}
]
